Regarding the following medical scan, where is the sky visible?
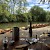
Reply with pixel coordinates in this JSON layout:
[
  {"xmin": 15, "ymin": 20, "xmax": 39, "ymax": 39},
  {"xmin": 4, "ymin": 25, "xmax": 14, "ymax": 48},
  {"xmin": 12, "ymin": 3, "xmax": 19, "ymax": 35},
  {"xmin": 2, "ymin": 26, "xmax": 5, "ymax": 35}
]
[{"xmin": 26, "ymin": 0, "xmax": 50, "ymax": 11}]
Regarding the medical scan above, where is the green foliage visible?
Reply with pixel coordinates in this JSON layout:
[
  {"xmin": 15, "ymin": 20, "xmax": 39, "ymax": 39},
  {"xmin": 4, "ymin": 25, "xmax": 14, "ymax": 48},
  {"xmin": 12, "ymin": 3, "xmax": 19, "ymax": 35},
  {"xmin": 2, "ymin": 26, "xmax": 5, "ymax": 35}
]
[
  {"xmin": 30, "ymin": 6, "xmax": 47, "ymax": 22},
  {"xmin": 46, "ymin": 11, "xmax": 50, "ymax": 22},
  {"xmin": 0, "ymin": 0, "xmax": 50, "ymax": 23},
  {"xmin": 16, "ymin": 14, "xmax": 27, "ymax": 22},
  {"xmin": 0, "ymin": 3, "xmax": 10, "ymax": 22},
  {"xmin": 0, "ymin": 0, "xmax": 28, "ymax": 23}
]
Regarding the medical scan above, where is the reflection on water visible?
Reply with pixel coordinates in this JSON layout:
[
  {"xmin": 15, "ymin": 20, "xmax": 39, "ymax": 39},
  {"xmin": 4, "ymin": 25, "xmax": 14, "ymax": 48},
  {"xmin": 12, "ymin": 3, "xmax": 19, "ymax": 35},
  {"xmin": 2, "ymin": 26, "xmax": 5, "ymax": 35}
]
[{"xmin": 0, "ymin": 22, "xmax": 28, "ymax": 29}]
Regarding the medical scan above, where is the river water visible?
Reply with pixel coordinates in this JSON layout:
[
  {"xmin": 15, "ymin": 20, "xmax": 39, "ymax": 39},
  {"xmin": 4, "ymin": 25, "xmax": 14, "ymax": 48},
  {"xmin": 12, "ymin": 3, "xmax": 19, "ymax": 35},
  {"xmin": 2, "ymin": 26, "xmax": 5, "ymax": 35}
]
[{"xmin": 0, "ymin": 22, "xmax": 28, "ymax": 29}]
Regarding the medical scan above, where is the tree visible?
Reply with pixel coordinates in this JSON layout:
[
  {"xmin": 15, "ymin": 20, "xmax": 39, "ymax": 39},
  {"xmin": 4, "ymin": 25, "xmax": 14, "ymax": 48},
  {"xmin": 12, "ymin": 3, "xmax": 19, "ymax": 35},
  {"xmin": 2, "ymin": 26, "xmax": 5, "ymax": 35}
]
[
  {"xmin": 46, "ymin": 11, "xmax": 50, "ymax": 22},
  {"xmin": 15, "ymin": 0, "xmax": 28, "ymax": 22},
  {"xmin": 16, "ymin": 0, "xmax": 28, "ymax": 14},
  {"xmin": 0, "ymin": 1, "xmax": 10, "ymax": 22},
  {"xmin": 38, "ymin": 0, "xmax": 50, "ymax": 8},
  {"xmin": 30, "ymin": 6, "xmax": 46, "ymax": 22},
  {"xmin": 22, "ymin": 0, "xmax": 29, "ymax": 13},
  {"xmin": 16, "ymin": 0, "xmax": 22, "ymax": 14}
]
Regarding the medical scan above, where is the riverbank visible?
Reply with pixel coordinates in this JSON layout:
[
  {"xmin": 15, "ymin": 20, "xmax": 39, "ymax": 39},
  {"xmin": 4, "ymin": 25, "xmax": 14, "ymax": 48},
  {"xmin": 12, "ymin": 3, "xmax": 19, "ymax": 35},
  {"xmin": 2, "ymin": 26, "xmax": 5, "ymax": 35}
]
[
  {"xmin": 0, "ymin": 22, "xmax": 49, "ymax": 29},
  {"xmin": 0, "ymin": 26, "xmax": 50, "ymax": 40},
  {"xmin": 0, "ymin": 23, "xmax": 49, "ymax": 34}
]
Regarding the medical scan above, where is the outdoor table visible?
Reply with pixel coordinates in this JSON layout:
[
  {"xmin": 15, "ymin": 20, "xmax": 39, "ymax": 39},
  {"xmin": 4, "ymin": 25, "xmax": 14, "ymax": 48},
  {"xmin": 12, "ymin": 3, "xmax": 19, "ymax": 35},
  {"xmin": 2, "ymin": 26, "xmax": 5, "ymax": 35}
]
[
  {"xmin": 2, "ymin": 37, "xmax": 40, "ymax": 50},
  {"xmin": 0, "ymin": 37, "xmax": 29, "ymax": 50},
  {"xmin": 8, "ymin": 38, "xmax": 29, "ymax": 50},
  {"xmin": 15, "ymin": 44, "xmax": 28, "ymax": 50},
  {"xmin": 1, "ymin": 37, "xmax": 50, "ymax": 50}
]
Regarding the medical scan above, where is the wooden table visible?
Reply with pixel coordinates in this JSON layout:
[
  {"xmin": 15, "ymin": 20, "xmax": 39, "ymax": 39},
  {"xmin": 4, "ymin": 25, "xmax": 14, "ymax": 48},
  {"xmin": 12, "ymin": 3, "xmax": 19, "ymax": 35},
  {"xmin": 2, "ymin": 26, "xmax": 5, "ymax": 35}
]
[
  {"xmin": 0, "ymin": 37, "xmax": 29, "ymax": 50},
  {"xmin": 8, "ymin": 39, "xmax": 29, "ymax": 50},
  {"xmin": 14, "ymin": 40, "xmax": 29, "ymax": 50},
  {"xmin": 15, "ymin": 44, "xmax": 28, "ymax": 50},
  {"xmin": 1, "ymin": 37, "xmax": 50, "ymax": 50}
]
